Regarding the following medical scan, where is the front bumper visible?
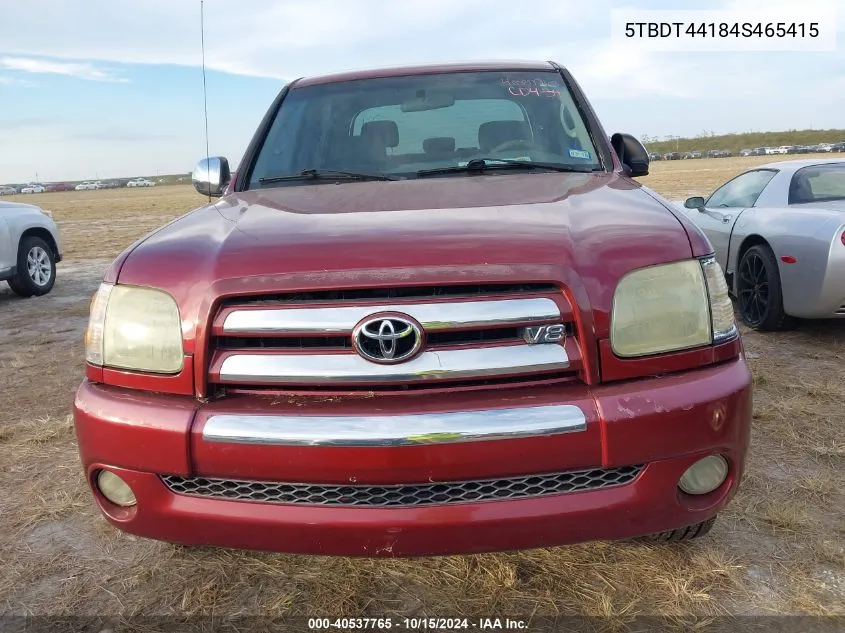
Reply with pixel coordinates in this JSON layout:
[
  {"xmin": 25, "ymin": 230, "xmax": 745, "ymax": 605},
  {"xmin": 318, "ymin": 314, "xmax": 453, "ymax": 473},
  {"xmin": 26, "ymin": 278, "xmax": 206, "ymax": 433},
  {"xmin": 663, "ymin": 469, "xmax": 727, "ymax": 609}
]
[{"xmin": 72, "ymin": 357, "xmax": 753, "ymax": 557}]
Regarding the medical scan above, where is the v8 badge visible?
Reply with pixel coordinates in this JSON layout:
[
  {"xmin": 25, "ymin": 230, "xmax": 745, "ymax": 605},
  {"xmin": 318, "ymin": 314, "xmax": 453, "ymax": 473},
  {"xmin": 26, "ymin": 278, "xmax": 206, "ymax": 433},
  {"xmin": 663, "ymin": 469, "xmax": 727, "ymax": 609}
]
[{"xmin": 522, "ymin": 324, "xmax": 566, "ymax": 344}]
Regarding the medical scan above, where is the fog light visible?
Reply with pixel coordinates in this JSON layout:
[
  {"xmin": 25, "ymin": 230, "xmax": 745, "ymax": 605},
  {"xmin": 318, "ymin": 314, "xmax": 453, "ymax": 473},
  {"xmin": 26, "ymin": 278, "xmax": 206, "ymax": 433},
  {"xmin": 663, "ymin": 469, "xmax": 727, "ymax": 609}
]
[
  {"xmin": 96, "ymin": 470, "xmax": 137, "ymax": 507},
  {"xmin": 678, "ymin": 455, "xmax": 729, "ymax": 495}
]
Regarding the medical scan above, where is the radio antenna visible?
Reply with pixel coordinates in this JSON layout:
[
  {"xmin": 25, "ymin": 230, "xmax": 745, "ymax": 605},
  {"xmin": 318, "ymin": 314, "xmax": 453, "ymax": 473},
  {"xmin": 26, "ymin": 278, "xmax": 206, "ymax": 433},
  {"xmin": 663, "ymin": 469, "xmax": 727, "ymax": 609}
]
[{"xmin": 200, "ymin": 0, "xmax": 211, "ymax": 201}]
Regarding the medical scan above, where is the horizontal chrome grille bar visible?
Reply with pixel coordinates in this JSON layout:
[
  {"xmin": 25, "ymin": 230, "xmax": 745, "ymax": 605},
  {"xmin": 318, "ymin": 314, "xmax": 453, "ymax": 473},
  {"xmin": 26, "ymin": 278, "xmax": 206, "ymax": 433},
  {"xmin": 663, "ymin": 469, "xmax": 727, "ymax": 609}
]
[
  {"xmin": 217, "ymin": 345, "xmax": 570, "ymax": 384},
  {"xmin": 221, "ymin": 298, "xmax": 561, "ymax": 334},
  {"xmin": 161, "ymin": 466, "xmax": 644, "ymax": 507},
  {"xmin": 202, "ymin": 404, "xmax": 586, "ymax": 447}
]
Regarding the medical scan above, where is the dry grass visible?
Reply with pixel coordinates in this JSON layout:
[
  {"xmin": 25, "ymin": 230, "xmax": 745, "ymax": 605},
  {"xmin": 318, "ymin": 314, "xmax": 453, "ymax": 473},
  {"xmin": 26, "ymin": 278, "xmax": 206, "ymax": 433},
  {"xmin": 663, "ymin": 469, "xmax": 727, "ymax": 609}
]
[
  {"xmin": 1, "ymin": 159, "xmax": 843, "ymax": 625},
  {"xmin": 19, "ymin": 186, "xmax": 206, "ymax": 261}
]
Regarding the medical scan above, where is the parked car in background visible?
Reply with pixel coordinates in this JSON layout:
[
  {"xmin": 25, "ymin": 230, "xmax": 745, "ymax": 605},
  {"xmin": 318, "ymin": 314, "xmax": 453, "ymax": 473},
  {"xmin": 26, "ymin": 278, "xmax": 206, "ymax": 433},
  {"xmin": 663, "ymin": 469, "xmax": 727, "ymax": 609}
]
[
  {"xmin": 664, "ymin": 152, "xmax": 682, "ymax": 160},
  {"xmin": 0, "ymin": 199, "xmax": 63, "ymax": 296},
  {"xmin": 126, "ymin": 178, "xmax": 156, "ymax": 187},
  {"xmin": 676, "ymin": 158, "xmax": 845, "ymax": 330},
  {"xmin": 73, "ymin": 59, "xmax": 752, "ymax": 558},
  {"xmin": 0, "ymin": 186, "xmax": 17, "ymax": 196},
  {"xmin": 752, "ymin": 148, "xmax": 768, "ymax": 156},
  {"xmin": 20, "ymin": 183, "xmax": 46, "ymax": 194},
  {"xmin": 832, "ymin": 142, "xmax": 845, "ymax": 152},
  {"xmin": 45, "ymin": 182, "xmax": 72, "ymax": 192},
  {"xmin": 648, "ymin": 152, "xmax": 662, "ymax": 161},
  {"xmin": 817, "ymin": 143, "xmax": 834, "ymax": 153},
  {"xmin": 75, "ymin": 181, "xmax": 102, "ymax": 191}
]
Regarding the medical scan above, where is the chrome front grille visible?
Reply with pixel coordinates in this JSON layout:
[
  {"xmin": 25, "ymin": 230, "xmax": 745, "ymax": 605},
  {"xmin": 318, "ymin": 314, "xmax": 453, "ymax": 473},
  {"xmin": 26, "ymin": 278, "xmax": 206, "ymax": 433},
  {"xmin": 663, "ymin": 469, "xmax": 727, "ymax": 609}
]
[
  {"xmin": 161, "ymin": 465, "xmax": 643, "ymax": 507},
  {"xmin": 207, "ymin": 283, "xmax": 579, "ymax": 390}
]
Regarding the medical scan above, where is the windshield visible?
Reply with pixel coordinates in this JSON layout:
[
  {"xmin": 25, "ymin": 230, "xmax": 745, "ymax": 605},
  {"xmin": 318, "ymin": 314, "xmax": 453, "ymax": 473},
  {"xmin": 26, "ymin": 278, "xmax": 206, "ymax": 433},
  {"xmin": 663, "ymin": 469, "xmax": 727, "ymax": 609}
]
[{"xmin": 247, "ymin": 70, "xmax": 602, "ymax": 187}]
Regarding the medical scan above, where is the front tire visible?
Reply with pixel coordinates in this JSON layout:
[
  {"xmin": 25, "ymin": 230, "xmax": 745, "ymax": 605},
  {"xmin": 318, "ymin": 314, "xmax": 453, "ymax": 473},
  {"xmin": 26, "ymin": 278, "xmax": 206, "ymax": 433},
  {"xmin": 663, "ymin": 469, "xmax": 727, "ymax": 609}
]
[
  {"xmin": 647, "ymin": 516, "xmax": 717, "ymax": 543},
  {"xmin": 8, "ymin": 236, "xmax": 56, "ymax": 297},
  {"xmin": 736, "ymin": 244, "xmax": 795, "ymax": 331}
]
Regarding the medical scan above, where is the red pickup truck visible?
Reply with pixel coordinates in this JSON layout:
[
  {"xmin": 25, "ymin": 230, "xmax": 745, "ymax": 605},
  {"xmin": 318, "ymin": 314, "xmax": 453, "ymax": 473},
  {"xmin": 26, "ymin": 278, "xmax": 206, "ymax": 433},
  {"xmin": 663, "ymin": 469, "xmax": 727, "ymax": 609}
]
[{"xmin": 73, "ymin": 60, "xmax": 752, "ymax": 557}]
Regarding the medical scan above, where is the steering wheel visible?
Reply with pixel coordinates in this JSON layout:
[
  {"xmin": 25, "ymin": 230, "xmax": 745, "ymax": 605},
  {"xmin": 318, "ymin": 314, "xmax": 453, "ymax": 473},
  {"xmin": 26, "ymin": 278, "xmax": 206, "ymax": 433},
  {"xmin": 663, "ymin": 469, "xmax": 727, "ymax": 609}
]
[{"xmin": 488, "ymin": 139, "xmax": 543, "ymax": 154}]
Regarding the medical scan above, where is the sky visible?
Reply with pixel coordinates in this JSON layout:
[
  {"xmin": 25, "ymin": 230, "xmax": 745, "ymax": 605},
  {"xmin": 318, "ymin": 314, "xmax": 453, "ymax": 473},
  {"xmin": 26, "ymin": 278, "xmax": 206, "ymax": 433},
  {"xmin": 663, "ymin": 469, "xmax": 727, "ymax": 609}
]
[{"xmin": 0, "ymin": 0, "xmax": 842, "ymax": 183}]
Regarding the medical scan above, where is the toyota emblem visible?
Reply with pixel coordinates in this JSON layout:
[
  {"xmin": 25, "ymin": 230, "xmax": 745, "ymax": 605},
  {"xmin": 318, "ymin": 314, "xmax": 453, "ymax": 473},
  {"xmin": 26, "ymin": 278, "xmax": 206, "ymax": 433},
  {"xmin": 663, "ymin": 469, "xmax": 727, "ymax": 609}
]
[{"xmin": 352, "ymin": 315, "xmax": 423, "ymax": 364}]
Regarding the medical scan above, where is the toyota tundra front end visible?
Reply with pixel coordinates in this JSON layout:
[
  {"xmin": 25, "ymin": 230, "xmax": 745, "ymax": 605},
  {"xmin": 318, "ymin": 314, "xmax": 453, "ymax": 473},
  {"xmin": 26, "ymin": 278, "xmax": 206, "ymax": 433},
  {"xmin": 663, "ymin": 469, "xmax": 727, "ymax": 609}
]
[{"xmin": 72, "ymin": 61, "xmax": 752, "ymax": 557}]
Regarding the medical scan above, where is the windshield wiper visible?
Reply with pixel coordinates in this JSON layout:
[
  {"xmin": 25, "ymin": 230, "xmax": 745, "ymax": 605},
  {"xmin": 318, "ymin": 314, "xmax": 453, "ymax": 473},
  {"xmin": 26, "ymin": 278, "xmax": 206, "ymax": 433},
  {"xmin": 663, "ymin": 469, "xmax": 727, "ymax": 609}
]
[
  {"xmin": 416, "ymin": 158, "xmax": 599, "ymax": 178},
  {"xmin": 259, "ymin": 168, "xmax": 399, "ymax": 184}
]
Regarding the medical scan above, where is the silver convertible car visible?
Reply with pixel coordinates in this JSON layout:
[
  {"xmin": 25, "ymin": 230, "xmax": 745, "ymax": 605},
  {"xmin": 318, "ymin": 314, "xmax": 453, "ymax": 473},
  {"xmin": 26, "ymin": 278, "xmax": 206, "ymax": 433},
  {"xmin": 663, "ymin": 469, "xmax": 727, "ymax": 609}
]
[{"xmin": 676, "ymin": 158, "xmax": 845, "ymax": 331}]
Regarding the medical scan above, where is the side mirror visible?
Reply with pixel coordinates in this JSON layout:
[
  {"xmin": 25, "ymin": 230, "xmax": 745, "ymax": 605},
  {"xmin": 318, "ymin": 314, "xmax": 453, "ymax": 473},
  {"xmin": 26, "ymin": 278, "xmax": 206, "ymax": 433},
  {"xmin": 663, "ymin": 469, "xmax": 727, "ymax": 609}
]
[
  {"xmin": 192, "ymin": 156, "xmax": 231, "ymax": 197},
  {"xmin": 610, "ymin": 133, "xmax": 649, "ymax": 177},
  {"xmin": 684, "ymin": 196, "xmax": 706, "ymax": 210}
]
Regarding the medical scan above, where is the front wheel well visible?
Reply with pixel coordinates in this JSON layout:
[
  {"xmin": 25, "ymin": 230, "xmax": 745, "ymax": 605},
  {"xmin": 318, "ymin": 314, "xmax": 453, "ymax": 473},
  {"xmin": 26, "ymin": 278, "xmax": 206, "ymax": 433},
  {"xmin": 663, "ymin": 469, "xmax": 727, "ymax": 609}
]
[
  {"xmin": 20, "ymin": 228, "xmax": 59, "ymax": 258},
  {"xmin": 729, "ymin": 234, "xmax": 769, "ymax": 292}
]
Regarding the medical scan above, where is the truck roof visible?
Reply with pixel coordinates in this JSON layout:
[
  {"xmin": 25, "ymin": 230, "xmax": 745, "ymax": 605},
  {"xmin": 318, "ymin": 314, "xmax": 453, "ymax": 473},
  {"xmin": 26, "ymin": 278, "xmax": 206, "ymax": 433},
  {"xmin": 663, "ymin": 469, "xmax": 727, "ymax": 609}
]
[{"xmin": 293, "ymin": 60, "xmax": 560, "ymax": 88}]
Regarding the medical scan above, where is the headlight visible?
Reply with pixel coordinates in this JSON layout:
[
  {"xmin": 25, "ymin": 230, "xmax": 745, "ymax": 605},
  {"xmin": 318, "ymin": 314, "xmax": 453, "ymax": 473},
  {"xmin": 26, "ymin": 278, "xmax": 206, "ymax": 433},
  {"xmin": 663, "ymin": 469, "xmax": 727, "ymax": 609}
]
[
  {"xmin": 84, "ymin": 283, "xmax": 184, "ymax": 373},
  {"xmin": 611, "ymin": 257, "xmax": 737, "ymax": 358}
]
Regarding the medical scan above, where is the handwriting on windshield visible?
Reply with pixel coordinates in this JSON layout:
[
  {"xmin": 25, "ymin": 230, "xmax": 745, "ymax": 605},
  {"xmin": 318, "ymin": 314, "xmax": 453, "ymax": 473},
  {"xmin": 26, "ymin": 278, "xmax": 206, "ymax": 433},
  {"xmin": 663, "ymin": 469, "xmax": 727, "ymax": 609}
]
[
  {"xmin": 507, "ymin": 86, "xmax": 560, "ymax": 97},
  {"xmin": 501, "ymin": 78, "xmax": 561, "ymax": 97}
]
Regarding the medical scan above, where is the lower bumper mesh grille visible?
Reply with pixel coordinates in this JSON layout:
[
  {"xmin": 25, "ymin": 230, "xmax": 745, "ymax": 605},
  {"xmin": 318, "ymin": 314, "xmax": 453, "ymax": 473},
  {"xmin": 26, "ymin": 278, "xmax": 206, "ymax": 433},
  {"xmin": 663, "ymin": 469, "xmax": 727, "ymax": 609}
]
[{"xmin": 160, "ymin": 465, "xmax": 643, "ymax": 508}]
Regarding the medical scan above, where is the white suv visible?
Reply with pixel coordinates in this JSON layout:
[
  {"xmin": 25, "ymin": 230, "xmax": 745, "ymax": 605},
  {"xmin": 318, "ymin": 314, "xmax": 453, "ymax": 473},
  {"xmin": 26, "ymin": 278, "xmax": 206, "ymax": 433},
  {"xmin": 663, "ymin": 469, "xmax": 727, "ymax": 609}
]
[{"xmin": 0, "ymin": 200, "xmax": 63, "ymax": 296}]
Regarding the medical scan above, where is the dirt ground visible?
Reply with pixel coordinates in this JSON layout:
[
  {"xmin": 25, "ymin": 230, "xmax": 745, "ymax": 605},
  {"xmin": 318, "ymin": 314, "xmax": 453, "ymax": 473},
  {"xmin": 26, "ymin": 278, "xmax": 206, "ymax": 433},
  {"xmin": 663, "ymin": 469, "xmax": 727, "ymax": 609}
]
[{"xmin": 1, "ymin": 157, "xmax": 843, "ymax": 628}]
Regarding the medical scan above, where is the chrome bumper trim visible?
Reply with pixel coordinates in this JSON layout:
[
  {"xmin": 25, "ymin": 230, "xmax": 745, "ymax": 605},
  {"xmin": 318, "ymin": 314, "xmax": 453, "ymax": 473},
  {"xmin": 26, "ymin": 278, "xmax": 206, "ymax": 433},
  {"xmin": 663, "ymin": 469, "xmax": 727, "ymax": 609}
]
[
  {"xmin": 202, "ymin": 404, "xmax": 587, "ymax": 446},
  {"xmin": 221, "ymin": 298, "xmax": 561, "ymax": 334},
  {"xmin": 217, "ymin": 344, "xmax": 570, "ymax": 384}
]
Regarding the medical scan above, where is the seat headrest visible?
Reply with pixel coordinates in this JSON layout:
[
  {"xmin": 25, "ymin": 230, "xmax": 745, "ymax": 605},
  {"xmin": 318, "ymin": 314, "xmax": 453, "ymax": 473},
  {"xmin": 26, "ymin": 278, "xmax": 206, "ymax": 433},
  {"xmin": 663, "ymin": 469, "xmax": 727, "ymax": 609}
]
[
  {"xmin": 361, "ymin": 120, "xmax": 399, "ymax": 148},
  {"xmin": 423, "ymin": 137, "xmax": 456, "ymax": 154},
  {"xmin": 478, "ymin": 120, "xmax": 530, "ymax": 152},
  {"xmin": 789, "ymin": 174, "xmax": 814, "ymax": 203}
]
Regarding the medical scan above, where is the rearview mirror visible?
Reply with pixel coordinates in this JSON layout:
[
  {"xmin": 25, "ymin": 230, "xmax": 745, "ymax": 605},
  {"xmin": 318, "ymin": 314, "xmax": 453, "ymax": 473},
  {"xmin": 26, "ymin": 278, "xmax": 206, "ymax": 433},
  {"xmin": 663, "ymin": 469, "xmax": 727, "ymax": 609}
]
[
  {"xmin": 684, "ymin": 196, "xmax": 706, "ymax": 209},
  {"xmin": 192, "ymin": 156, "xmax": 231, "ymax": 197},
  {"xmin": 610, "ymin": 133, "xmax": 649, "ymax": 177},
  {"xmin": 401, "ymin": 91, "xmax": 455, "ymax": 112}
]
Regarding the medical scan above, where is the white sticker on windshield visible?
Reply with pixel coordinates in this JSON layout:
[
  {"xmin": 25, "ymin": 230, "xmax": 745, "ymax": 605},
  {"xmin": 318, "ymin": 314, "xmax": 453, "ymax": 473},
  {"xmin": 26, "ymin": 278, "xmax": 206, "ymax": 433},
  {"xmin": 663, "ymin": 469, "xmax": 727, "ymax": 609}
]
[{"xmin": 569, "ymin": 149, "xmax": 591, "ymax": 160}]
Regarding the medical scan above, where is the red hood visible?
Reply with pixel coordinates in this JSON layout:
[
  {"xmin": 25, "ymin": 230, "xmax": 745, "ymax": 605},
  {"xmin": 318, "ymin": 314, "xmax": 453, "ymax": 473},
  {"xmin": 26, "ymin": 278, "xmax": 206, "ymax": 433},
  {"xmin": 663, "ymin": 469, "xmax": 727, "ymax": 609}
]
[{"xmin": 114, "ymin": 172, "xmax": 705, "ymax": 353}]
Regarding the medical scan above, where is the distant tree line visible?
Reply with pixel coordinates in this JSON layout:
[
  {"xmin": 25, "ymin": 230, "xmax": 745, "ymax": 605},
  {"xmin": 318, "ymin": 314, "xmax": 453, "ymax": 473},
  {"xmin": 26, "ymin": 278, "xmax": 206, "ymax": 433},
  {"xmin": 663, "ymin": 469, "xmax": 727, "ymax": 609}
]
[{"xmin": 641, "ymin": 129, "xmax": 845, "ymax": 155}]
